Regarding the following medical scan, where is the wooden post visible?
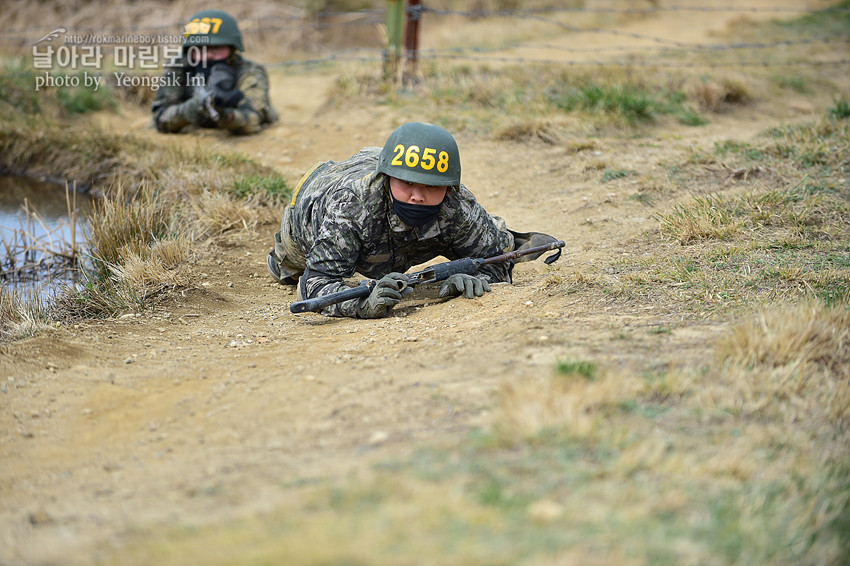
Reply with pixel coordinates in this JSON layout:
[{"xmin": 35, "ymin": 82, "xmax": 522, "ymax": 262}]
[
  {"xmin": 384, "ymin": 0, "xmax": 405, "ymax": 80},
  {"xmin": 403, "ymin": 0, "xmax": 422, "ymax": 86}
]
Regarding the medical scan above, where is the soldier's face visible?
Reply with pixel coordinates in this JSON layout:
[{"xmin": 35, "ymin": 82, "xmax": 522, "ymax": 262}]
[
  {"xmin": 204, "ymin": 46, "xmax": 233, "ymax": 62},
  {"xmin": 389, "ymin": 177, "xmax": 448, "ymax": 206}
]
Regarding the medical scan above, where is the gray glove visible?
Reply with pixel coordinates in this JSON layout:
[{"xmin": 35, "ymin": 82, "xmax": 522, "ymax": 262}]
[
  {"xmin": 168, "ymin": 93, "xmax": 204, "ymax": 126},
  {"xmin": 191, "ymin": 84, "xmax": 221, "ymax": 122},
  {"xmin": 356, "ymin": 273, "xmax": 409, "ymax": 319},
  {"xmin": 438, "ymin": 273, "xmax": 491, "ymax": 299}
]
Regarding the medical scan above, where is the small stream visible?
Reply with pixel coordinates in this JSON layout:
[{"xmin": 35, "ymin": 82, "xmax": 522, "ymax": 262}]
[{"xmin": 0, "ymin": 175, "xmax": 93, "ymax": 296}]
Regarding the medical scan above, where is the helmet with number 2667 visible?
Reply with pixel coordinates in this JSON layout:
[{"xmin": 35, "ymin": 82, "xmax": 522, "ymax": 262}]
[
  {"xmin": 377, "ymin": 122, "xmax": 461, "ymax": 187},
  {"xmin": 183, "ymin": 9, "xmax": 244, "ymax": 52}
]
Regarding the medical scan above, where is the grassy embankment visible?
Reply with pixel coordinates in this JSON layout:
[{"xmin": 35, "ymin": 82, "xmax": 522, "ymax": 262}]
[
  {"xmin": 0, "ymin": 61, "xmax": 291, "ymax": 339},
  {"xmin": 103, "ymin": 5, "xmax": 849, "ymax": 566}
]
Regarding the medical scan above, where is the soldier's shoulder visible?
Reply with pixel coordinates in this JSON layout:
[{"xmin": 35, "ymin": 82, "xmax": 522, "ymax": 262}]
[
  {"xmin": 446, "ymin": 184, "xmax": 481, "ymax": 211},
  {"xmin": 233, "ymin": 54, "xmax": 269, "ymax": 74},
  {"xmin": 349, "ymin": 147, "xmax": 382, "ymax": 165}
]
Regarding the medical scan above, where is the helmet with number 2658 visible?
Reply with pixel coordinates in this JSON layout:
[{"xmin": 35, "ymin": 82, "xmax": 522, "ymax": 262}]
[
  {"xmin": 183, "ymin": 9, "xmax": 244, "ymax": 52},
  {"xmin": 377, "ymin": 122, "xmax": 461, "ymax": 187}
]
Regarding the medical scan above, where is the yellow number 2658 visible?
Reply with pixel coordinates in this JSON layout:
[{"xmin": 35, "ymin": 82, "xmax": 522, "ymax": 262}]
[{"xmin": 391, "ymin": 144, "xmax": 450, "ymax": 173}]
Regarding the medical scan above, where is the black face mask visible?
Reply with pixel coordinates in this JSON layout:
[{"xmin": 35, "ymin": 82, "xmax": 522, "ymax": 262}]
[{"xmin": 392, "ymin": 197, "xmax": 443, "ymax": 228}]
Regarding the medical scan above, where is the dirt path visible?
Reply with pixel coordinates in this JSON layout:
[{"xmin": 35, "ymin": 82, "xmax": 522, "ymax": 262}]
[{"xmin": 0, "ymin": 2, "xmax": 835, "ymax": 564}]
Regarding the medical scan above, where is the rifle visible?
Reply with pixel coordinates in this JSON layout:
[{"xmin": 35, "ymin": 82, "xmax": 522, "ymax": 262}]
[
  {"xmin": 290, "ymin": 239, "xmax": 565, "ymax": 314},
  {"xmin": 197, "ymin": 84, "xmax": 220, "ymax": 121}
]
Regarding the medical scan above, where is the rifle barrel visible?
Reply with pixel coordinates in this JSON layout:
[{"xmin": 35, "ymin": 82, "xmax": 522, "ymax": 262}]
[
  {"xmin": 290, "ymin": 283, "xmax": 372, "ymax": 314},
  {"xmin": 481, "ymin": 240, "xmax": 565, "ymax": 265}
]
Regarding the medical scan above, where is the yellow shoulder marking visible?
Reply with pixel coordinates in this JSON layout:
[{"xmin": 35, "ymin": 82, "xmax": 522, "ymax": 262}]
[{"xmin": 290, "ymin": 161, "xmax": 323, "ymax": 208}]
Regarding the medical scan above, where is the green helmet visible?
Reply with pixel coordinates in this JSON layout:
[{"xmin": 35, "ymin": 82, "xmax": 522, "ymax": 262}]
[
  {"xmin": 183, "ymin": 9, "xmax": 244, "ymax": 52},
  {"xmin": 377, "ymin": 122, "xmax": 461, "ymax": 186}
]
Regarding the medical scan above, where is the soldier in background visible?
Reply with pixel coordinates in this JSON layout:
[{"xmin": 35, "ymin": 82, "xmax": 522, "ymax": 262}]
[
  {"xmin": 267, "ymin": 122, "xmax": 557, "ymax": 319},
  {"xmin": 151, "ymin": 9, "xmax": 277, "ymax": 135}
]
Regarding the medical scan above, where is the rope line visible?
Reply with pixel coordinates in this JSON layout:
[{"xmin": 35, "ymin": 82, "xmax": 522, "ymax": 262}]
[{"xmin": 263, "ymin": 54, "xmax": 850, "ymax": 69}]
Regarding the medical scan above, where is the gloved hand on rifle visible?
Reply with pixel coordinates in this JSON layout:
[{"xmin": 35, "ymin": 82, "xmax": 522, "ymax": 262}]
[
  {"xmin": 190, "ymin": 83, "xmax": 219, "ymax": 122},
  {"xmin": 356, "ymin": 273, "xmax": 411, "ymax": 319},
  {"xmin": 438, "ymin": 273, "xmax": 491, "ymax": 299},
  {"xmin": 164, "ymin": 85, "xmax": 208, "ymax": 125}
]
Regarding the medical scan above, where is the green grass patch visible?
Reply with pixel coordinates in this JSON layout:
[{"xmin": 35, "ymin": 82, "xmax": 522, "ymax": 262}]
[
  {"xmin": 555, "ymin": 358, "xmax": 598, "ymax": 380},
  {"xmin": 56, "ymin": 77, "xmax": 118, "ymax": 115},
  {"xmin": 329, "ymin": 63, "xmax": 734, "ymax": 134},
  {"xmin": 0, "ymin": 61, "xmax": 42, "ymax": 115},
  {"xmin": 549, "ymin": 82, "xmax": 660, "ymax": 123},
  {"xmin": 777, "ymin": 0, "xmax": 850, "ymax": 38},
  {"xmin": 771, "ymin": 73, "xmax": 811, "ymax": 94},
  {"xmin": 230, "ymin": 174, "xmax": 292, "ymax": 201},
  {"xmin": 601, "ymin": 168, "xmax": 634, "ymax": 183},
  {"xmin": 648, "ymin": 325, "xmax": 672, "ymax": 335},
  {"xmin": 829, "ymin": 97, "xmax": 850, "ymax": 120},
  {"xmin": 713, "ymin": 140, "xmax": 765, "ymax": 161},
  {"xmin": 628, "ymin": 192, "xmax": 654, "ymax": 205},
  {"xmin": 675, "ymin": 107, "xmax": 708, "ymax": 126}
]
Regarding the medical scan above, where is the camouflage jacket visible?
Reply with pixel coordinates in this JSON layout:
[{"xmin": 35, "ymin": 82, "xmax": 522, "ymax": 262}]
[
  {"xmin": 290, "ymin": 147, "xmax": 514, "ymax": 317},
  {"xmin": 151, "ymin": 53, "xmax": 277, "ymax": 135}
]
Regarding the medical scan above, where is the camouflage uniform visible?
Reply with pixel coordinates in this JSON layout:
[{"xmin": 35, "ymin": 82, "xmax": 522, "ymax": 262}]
[
  {"xmin": 272, "ymin": 147, "xmax": 515, "ymax": 317},
  {"xmin": 151, "ymin": 53, "xmax": 277, "ymax": 135}
]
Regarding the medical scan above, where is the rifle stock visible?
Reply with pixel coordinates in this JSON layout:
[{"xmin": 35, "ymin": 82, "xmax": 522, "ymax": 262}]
[{"xmin": 289, "ymin": 240, "xmax": 565, "ymax": 314}]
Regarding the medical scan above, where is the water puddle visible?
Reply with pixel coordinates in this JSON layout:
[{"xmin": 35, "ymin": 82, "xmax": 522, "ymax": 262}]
[{"xmin": 1, "ymin": 176, "xmax": 93, "ymax": 297}]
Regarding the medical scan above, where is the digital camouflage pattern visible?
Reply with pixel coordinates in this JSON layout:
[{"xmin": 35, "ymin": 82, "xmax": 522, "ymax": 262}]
[
  {"xmin": 151, "ymin": 53, "xmax": 277, "ymax": 135},
  {"xmin": 272, "ymin": 147, "xmax": 515, "ymax": 317}
]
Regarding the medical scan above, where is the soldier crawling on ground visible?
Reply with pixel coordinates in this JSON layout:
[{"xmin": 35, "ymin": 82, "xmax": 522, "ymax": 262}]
[
  {"xmin": 151, "ymin": 9, "xmax": 277, "ymax": 135},
  {"xmin": 267, "ymin": 121, "xmax": 559, "ymax": 319}
]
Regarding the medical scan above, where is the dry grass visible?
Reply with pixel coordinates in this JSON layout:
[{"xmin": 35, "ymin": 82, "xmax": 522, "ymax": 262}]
[
  {"xmin": 0, "ymin": 285, "xmax": 51, "ymax": 341},
  {"xmin": 715, "ymin": 300, "xmax": 850, "ymax": 426},
  {"xmin": 481, "ymin": 298, "xmax": 850, "ymax": 565},
  {"xmin": 688, "ymin": 75, "xmax": 753, "ymax": 113},
  {"xmin": 189, "ymin": 190, "xmax": 263, "ymax": 237},
  {"xmin": 656, "ymin": 193, "xmax": 737, "ymax": 243},
  {"xmin": 49, "ymin": 184, "xmax": 190, "ymax": 317},
  {"xmin": 106, "ymin": 237, "xmax": 192, "ymax": 304},
  {"xmin": 85, "ymin": 185, "xmax": 172, "ymax": 279},
  {"xmin": 719, "ymin": 301, "xmax": 850, "ymax": 371},
  {"xmin": 497, "ymin": 372, "xmax": 640, "ymax": 440},
  {"xmin": 493, "ymin": 119, "xmax": 566, "ymax": 144}
]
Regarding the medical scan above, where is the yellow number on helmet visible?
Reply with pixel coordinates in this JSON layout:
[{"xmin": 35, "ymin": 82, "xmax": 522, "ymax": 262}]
[
  {"xmin": 404, "ymin": 145, "xmax": 420, "ymax": 168},
  {"xmin": 184, "ymin": 20, "xmax": 200, "ymax": 35},
  {"xmin": 437, "ymin": 151, "xmax": 449, "ymax": 173},
  {"xmin": 391, "ymin": 144, "xmax": 405, "ymax": 166},
  {"xmin": 420, "ymin": 147, "xmax": 436, "ymax": 170}
]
